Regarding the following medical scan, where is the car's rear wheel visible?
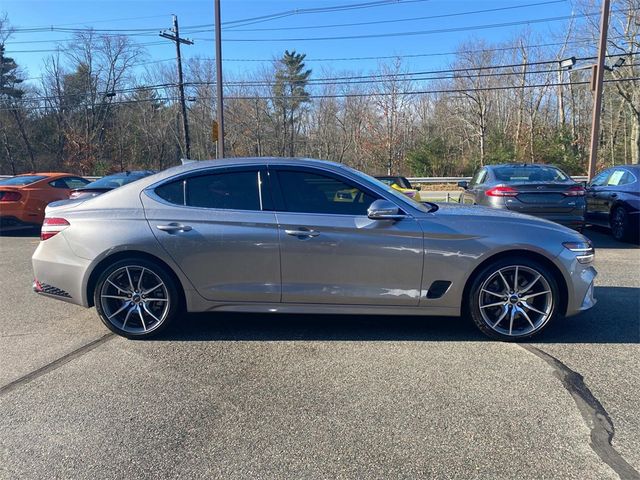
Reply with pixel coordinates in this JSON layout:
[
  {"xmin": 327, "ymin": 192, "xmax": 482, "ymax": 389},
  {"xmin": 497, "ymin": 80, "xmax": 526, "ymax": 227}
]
[
  {"xmin": 610, "ymin": 206, "xmax": 632, "ymax": 242},
  {"xmin": 94, "ymin": 258, "xmax": 180, "ymax": 339},
  {"xmin": 468, "ymin": 258, "xmax": 560, "ymax": 341}
]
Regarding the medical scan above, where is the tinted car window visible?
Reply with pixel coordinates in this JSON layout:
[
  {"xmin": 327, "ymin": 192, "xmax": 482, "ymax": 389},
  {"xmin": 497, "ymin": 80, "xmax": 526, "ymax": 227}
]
[
  {"xmin": 62, "ymin": 177, "xmax": 90, "ymax": 189},
  {"xmin": 469, "ymin": 169, "xmax": 485, "ymax": 187},
  {"xmin": 590, "ymin": 170, "xmax": 611, "ymax": 187},
  {"xmin": 0, "ymin": 175, "xmax": 47, "ymax": 186},
  {"xmin": 606, "ymin": 169, "xmax": 633, "ymax": 186},
  {"xmin": 277, "ymin": 170, "xmax": 378, "ymax": 216},
  {"xmin": 494, "ymin": 166, "xmax": 568, "ymax": 182},
  {"xmin": 49, "ymin": 178, "xmax": 70, "ymax": 188},
  {"xmin": 85, "ymin": 172, "xmax": 154, "ymax": 189},
  {"xmin": 156, "ymin": 170, "xmax": 261, "ymax": 211}
]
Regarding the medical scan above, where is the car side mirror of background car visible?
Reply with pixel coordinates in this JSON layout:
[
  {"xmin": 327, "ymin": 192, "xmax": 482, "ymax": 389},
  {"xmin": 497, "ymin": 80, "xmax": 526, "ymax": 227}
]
[
  {"xmin": 367, "ymin": 199, "xmax": 406, "ymax": 220},
  {"xmin": 458, "ymin": 180, "xmax": 469, "ymax": 190},
  {"xmin": 415, "ymin": 185, "xmax": 422, "ymax": 191}
]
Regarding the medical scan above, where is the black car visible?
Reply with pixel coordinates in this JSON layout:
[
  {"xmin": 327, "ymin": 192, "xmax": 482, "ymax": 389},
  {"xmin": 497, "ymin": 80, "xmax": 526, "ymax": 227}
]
[
  {"xmin": 586, "ymin": 164, "xmax": 640, "ymax": 242},
  {"xmin": 459, "ymin": 164, "xmax": 586, "ymax": 230},
  {"xmin": 69, "ymin": 170, "xmax": 156, "ymax": 200}
]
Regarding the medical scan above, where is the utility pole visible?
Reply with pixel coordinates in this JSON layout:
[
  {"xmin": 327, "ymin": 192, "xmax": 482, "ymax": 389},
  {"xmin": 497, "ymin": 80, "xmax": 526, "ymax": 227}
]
[
  {"xmin": 160, "ymin": 15, "xmax": 193, "ymax": 160},
  {"xmin": 587, "ymin": 0, "xmax": 610, "ymax": 180},
  {"xmin": 214, "ymin": 0, "xmax": 225, "ymax": 158}
]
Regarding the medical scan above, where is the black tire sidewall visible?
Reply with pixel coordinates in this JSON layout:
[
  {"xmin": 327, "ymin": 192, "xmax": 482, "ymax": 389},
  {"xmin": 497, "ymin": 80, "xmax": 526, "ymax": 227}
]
[
  {"xmin": 93, "ymin": 258, "xmax": 180, "ymax": 339},
  {"xmin": 611, "ymin": 206, "xmax": 628, "ymax": 242},
  {"xmin": 467, "ymin": 257, "xmax": 560, "ymax": 341}
]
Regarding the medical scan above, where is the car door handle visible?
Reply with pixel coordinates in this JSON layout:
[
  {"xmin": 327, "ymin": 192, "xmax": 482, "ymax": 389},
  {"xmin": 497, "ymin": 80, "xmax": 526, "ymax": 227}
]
[
  {"xmin": 609, "ymin": 193, "xmax": 618, "ymax": 198},
  {"xmin": 285, "ymin": 228, "xmax": 320, "ymax": 238},
  {"xmin": 157, "ymin": 223, "xmax": 192, "ymax": 233}
]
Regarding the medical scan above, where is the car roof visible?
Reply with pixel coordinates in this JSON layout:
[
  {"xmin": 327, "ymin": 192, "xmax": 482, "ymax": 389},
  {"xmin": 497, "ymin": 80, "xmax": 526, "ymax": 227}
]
[
  {"xmin": 162, "ymin": 157, "xmax": 346, "ymax": 176},
  {"xmin": 485, "ymin": 164, "xmax": 558, "ymax": 169}
]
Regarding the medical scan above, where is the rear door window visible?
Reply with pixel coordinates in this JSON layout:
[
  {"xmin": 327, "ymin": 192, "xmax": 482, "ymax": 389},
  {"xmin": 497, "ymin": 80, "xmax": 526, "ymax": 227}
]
[{"xmin": 155, "ymin": 169, "xmax": 268, "ymax": 211}]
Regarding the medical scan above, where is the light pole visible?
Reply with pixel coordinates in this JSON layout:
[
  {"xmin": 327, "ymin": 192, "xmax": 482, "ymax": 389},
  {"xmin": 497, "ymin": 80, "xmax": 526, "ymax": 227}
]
[{"xmin": 214, "ymin": 0, "xmax": 225, "ymax": 158}]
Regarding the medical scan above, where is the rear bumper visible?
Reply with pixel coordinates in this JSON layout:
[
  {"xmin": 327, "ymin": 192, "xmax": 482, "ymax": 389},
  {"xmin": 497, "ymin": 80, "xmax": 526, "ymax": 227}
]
[{"xmin": 32, "ymin": 232, "xmax": 91, "ymax": 307}]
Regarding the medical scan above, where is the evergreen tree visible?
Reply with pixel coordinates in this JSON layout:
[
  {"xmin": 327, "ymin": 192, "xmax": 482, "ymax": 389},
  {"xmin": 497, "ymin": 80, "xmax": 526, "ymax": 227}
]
[{"xmin": 272, "ymin": 50, "xmax": 311, "ymax": 156}]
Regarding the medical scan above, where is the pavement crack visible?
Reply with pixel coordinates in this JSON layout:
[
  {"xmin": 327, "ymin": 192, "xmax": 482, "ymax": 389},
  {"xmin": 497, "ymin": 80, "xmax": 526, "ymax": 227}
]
[
  {"xmin": 520, "ymin": 344, "xmax": 640, "ymax": 480},
  {"xmin": 0, "ymin": 333, "xmax": 115, "ymax": 397}
]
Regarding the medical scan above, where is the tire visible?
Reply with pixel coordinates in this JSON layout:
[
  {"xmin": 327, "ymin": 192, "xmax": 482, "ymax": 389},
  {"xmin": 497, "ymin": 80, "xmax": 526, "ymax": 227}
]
[
  {"xmin": 94, "ymin": 258, "xmax": 181, "ymax": 339},
  {"xmin": 610, "ymin": 206, "xmax": 632, "ymax": 243},
  {"xmin": 466, "ymin": 257, "xmax": 561, "ymax": 341}
]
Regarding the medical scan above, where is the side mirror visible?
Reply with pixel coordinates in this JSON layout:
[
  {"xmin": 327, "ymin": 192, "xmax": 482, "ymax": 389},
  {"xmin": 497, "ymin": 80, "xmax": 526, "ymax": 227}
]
[
  {"xmin": 367, "ymin": 199, "xmax": 406, "ymax": 220},
  {"xmin": 415, "ymin": 186, "xmax": 422, "ymax": 191},
  {"xmin": 458, "ymin": 180, "xmax": 469, "ymax": 190}
]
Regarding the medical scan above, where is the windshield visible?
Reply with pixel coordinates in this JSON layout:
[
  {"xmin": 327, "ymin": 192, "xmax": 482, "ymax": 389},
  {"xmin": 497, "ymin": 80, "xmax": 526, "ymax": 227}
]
[
  {"xmin": 0, "ymin": 175, "xmax": 47, "ymax": 186},
  {"xmin": 344, "ymin": 167, "xmax": 432, "ymax": 213},
  {"xmin": 84, "ymin": 172, "xmax": 153, "ymax": 189},
  {"xmin": 494, "ymin": 166, "xmax": 569, "ymax": 183}
]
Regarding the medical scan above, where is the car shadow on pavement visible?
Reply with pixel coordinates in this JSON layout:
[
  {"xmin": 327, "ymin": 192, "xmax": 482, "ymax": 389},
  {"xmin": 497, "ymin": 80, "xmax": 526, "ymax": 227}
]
[
  {"xmin": 160, "ymin": 286, "xmax": 638, "ymax": 344},
  {"xmin": 0, "ymin": 227, "xmax": 40, "ymax": 238},
  {"xmin": 583, "ymin": 226, "xmax": 640, "ymax": 249}
]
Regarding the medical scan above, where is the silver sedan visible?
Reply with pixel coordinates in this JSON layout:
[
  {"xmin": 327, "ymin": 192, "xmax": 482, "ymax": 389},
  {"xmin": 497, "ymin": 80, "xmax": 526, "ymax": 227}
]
[{"xmin": 32, "ymin": 158, "xmax": 597, "ymax": 341}]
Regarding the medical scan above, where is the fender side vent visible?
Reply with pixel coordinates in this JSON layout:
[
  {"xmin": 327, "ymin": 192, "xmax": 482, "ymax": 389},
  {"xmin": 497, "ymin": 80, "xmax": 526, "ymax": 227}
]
[
  {"xmin": 38, "ymin": 282, "xmax": 72, "ymax": 298},
  {"xmin": 426, "ymin": 280, "xmax": 451, "ymax": 299}
]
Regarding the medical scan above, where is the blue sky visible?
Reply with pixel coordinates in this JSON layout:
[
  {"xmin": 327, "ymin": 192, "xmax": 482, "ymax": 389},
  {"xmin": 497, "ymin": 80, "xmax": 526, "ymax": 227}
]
[{"xmin": 2, "ymin": 0, "xmax": 585, "ymax": 84}]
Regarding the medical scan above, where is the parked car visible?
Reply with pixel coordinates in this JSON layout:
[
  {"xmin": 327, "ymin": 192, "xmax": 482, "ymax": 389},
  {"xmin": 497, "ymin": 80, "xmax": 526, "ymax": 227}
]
[
  {"xmin": 69, "ymin": 170, "xmax": 156, "ymax": 200},
  {"xmin": 375, "ymin": 175, "xmax": 421, "ymax": 200},
  {"xmin": 33, "ymin": 158, "xmax": 596, "ymax": 341},
  {"xmin": 0, "ymin": 173, "xmax": 89, "ymax": 228},
  {"xmin": 586, "ymin": 164, "xmax": 640, "ymax": 242},
  {"xmin": 459, "ymin": 164, "xmax": 585, "ymax": 230}
]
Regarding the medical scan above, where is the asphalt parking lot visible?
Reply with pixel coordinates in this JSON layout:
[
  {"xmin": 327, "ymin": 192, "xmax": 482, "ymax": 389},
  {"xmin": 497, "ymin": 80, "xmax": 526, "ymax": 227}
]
[{"xmin": 0, "ymin": 227, "xmax": 638, "ymax": 479}]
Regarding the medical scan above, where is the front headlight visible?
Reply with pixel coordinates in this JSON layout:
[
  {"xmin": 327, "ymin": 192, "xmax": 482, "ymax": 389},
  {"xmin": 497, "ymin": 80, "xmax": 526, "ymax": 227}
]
[{"xmin": 563, "ymin": 241, "xmax": 595, "ymax": 264}]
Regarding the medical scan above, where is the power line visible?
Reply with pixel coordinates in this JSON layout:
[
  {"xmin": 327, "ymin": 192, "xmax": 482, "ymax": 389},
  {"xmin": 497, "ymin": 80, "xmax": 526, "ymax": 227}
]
[
  {"xmin": 3, "ymin": 76, "xmax": 638, "ymax": 112},
  {"xmin": 223, "ymin": 0, "xmax": 567, "ymax": 32},
  {"xmin": 221, "ymin": 0, "xmax": 433, "ymax": 29},
  {"xmin": 213, "ymin": 11, "xmax": 625, "ymax": 42}
]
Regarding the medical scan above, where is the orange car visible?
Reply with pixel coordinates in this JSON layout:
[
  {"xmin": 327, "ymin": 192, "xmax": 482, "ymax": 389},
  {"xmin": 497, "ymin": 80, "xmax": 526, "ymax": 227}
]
[{"xmin": 0, "ymin": 173, "xmax": 89, "ymax": 228}]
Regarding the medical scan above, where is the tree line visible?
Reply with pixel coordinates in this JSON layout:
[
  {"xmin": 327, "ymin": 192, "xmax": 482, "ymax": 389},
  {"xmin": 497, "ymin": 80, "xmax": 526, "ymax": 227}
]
[{"xmin": 0, "ymin": 1, "xmax": 639, "ymax": 177}]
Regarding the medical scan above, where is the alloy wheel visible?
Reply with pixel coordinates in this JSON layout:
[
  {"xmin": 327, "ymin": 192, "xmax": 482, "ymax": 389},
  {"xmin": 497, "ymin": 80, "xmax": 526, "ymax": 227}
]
[
  {"xmin": 99, "ymin": 265, "xmax": 170, "ymax": 335},
  {"xmin": 478, "ymin": 265, "xmax": 553, "ymax": 337}
]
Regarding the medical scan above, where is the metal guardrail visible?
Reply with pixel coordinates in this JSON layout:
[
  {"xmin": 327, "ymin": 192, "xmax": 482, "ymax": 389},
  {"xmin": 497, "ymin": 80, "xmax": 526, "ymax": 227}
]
[{"xmin": 408, "ymin": 176, "xmax": 589, "ymax": 184}]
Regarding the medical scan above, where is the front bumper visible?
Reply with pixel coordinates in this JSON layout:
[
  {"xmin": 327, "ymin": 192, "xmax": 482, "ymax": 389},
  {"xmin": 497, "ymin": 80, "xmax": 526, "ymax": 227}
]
[{"xmin": 556, "ymin": 245, "xmax": 598, "ymax": 317}]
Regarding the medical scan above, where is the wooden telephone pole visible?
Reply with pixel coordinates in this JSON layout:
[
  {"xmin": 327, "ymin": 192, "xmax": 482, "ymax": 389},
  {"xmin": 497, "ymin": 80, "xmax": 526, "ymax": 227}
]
[
  {"xmin": 160, "ymin": 15, "xmax": 194, "ymax": 160},
  {"xmin": 587, "ymin": 0, "xmax": 611, "ymax": 180}
]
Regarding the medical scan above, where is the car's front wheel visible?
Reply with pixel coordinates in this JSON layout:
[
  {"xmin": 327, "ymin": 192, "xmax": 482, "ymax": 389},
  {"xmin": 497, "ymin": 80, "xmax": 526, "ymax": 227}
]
[
  {"xmin": 94, "ymin": 258, "xmax": 180, "ymax": 339},
  {"xmin": 467, "ymin": 258, "xmax": 560, "ymax": 341},
  {"xmin": 610, "ymin": 206, "xmax": 632, "ymax": 242}
]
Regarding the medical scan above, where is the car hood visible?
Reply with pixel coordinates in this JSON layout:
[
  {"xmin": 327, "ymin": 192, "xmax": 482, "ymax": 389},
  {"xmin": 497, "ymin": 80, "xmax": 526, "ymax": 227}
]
[{"xmin": 426, "ymin": 202, "xmax": 582, "ymax": 236}]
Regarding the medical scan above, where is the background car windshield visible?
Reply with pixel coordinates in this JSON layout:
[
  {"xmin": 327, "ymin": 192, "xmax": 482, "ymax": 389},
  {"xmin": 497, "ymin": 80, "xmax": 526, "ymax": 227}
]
[
  {"xmin": 347, "ymin": 167, "xmax": 432, "ymax": 212},
  {"xmin": 494, "ymin": 166, "xmax": 569, "ymax": 182},
  {"xmin": 85, "ymin": 172, "xmax": 150, "ymax": 189},
  {"xmin": 0, "ymin": 175, "xmax": 47, "ymax": 186}
]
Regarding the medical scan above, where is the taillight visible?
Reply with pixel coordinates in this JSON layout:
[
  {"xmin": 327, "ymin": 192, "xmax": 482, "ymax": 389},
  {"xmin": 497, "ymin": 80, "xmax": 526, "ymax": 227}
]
[
  {"xmin": 41, "ymin": 217, "xmax": 70, "ymax": 241},
  {"xmin": 486, "ymin": 186, "xmax": 519, "ymax": 197},
  {"xmin": 0, "ymin": 191, "xmax": 22, "ymax": 202},
  {"xmin": 564, "ymin": 185, "xmax": 586, "ymax": 196}
]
